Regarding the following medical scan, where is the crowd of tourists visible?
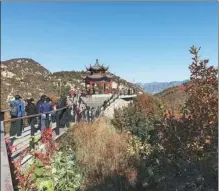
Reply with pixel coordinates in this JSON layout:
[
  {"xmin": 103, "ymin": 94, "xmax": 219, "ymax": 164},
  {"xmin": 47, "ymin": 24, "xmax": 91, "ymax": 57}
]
[
  {"xmin": 7, "ymin": 87, "xmax": 137, "ymax": 138},
  {"xmin": 8, "ymin": 91, "xmax": 96, "ymax": 138}
]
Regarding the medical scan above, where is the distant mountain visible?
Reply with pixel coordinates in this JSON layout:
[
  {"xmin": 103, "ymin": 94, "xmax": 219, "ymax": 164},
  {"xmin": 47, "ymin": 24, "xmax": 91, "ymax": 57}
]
[{"xmin": 137, "ymin": 80, "xmax": 189, "ymax": 94}]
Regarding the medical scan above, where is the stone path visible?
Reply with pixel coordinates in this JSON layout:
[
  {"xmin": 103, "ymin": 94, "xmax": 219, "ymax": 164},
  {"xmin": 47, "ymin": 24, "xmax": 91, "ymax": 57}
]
[
  {"xmin": 82, "ymin": 95, "xmax": 112, "ymax": 109},
  {"xmin": 103, "ymin": 98, "xmax": 131, "ymax": 119}
]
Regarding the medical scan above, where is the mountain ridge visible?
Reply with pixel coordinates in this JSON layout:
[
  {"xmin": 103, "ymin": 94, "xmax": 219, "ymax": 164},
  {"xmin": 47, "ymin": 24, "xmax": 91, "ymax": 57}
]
[
  {"xmin": 137, "ymin": 80, "xmax": 189, "ymax": 94},
  {"xmin": 1, "ymin": 58, "xmax": 145, "ymax": 110}
]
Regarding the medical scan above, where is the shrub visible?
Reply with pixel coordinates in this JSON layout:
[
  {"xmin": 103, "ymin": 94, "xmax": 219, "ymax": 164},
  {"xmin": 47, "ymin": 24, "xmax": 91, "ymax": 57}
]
[
  {"xmin": 10, "ymin": 128, "xmax": 83, "ymax": 191},
  {"xmin": 149, "ymin": 46, "xmax": 218, "ymax": 190},
  {"xmin": 111, "ymin": 46, "xmax": 218, "ymax": 191},
  {"xmin": 52, "ymin": 148, "xmax": 83, "ymax": 191},
  {"xmin": 112, "ymin": 93, "xmax": 163, "ymax": 142},
  {"xmin": 60, "ymin": 119, "xmax": 139, "ymax": 189}
]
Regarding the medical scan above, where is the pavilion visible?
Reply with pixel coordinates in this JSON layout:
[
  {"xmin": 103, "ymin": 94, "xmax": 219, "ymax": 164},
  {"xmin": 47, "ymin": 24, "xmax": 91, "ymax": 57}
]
[{"xmin": 84, "ymin": 59, "xmax": 113, "ymax": 94}]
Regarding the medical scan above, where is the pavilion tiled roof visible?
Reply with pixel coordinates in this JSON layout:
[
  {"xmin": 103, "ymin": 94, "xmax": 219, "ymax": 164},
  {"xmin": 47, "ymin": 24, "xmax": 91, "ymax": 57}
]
[
  {"xmin": 86, "ymin": 59, "xmax": 109, "ymax": 71},
  {"xmin": 86, "ymin": 73, "xmax": 113, "ymax": 80}
]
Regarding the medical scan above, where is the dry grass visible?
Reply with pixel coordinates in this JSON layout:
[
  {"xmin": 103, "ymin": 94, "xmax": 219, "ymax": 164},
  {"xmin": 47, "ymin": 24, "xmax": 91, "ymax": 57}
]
[{"xmin": 65, "ymin": 118, "xmax": 138, "ymax": 186}]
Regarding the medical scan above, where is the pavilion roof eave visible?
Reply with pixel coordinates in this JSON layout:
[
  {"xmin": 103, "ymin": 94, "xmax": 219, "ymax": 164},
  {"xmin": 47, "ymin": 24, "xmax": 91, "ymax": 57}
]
[
  {"xmin": 85, "ymin": 63, "xmax": 109, "ymax": 71},
  {"xmin": 85, "ymin": 74, "xmax": 113, "ymax": 80},
  {"xmin": 81, "ymin": 75, "xmax": 87, "ymax": 79},
  {"xmin": 89, "ymin": 66, "xmax": 108, "ymax": 71},
  {"xmin": 105, "ymin": 74, "xmax": 113, "ymax": 78}
]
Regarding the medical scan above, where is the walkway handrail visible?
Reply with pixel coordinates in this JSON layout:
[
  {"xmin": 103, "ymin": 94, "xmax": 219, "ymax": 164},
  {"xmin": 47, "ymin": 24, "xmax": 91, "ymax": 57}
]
[
  {"xmin": 0, "ymin": 109, "xmax": 10, "ymax": 112},
  {"xmin": 3, "ymin": 106, "xmax": 68, "ymax": 123},
  {"xmin": 1, "ymin": 106, "xmax": 71, "ymax": 191},
  {"xmin": 1, "ymin": 121, "xmax": 14, "ymax": 191}
]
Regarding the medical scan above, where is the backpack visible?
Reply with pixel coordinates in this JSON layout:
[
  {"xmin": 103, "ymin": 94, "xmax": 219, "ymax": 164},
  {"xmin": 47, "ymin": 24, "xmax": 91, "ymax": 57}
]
[
  {"xmin": 36, "ymin": 100, "xmax": 43, "ymax": 113},
  {"xmin": 57, "ymin": 98, "xmax": 63, "ymax": 109},
  {"xmin": 10, "ymin": 101, "xmax": 20, "ymax": 117},
  {"xmin": 39, "ymin": 103, "xmax": 44, "ymax": 113},
  {"xmin": 26, "ymin": 103, "xmax": 37, "ymax": 115}
]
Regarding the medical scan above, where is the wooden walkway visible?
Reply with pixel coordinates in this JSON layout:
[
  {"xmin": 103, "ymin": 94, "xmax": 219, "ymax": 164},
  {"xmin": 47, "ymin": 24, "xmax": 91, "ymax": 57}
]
[
  {"xmin": 0, "ymin": 93, "xmax": 137, "ymax": 191},
  {"xmin": 1, "ymin": 120, "xmax": 71, "ymax": 191},
  {"xmin": 1, "ymin": 121, "xmax": 14, "ymax": 191}
]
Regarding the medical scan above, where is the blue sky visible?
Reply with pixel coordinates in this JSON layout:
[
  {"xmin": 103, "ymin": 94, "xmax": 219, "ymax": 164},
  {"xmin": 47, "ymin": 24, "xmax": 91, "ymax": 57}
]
[{"xmin": 2, "ymin": 2, "xmax": 218, "ymax": 83}]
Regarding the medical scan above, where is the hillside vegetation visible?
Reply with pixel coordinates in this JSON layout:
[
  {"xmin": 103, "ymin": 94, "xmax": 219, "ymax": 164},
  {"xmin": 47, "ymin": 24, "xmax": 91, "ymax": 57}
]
[
  {"xmin": 1, "ymin": 58, "xmax": 144, "ymax": 110},
  {"xmin": 9, "ymin": 46, "xmax": 218, "ymax": 191},
  {"xmin": 154, "ymin": 85, "xmax": 188, "ymax": 113},
  {"xmin": 59, "ymin": 46, "xmax": 218, "ymax": 190}
]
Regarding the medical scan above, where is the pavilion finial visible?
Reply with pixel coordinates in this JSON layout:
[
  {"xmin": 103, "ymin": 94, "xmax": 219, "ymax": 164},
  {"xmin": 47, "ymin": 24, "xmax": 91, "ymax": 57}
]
[{"xmin": 95, "ymin": 59, "xmax": 99, "ymax": 66}]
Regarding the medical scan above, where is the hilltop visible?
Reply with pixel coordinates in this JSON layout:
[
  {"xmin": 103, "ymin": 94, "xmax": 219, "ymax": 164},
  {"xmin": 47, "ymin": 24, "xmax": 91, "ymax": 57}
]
[{"xmin": 1, "ymin": 58, "xmax": 145, "ymax": 109}]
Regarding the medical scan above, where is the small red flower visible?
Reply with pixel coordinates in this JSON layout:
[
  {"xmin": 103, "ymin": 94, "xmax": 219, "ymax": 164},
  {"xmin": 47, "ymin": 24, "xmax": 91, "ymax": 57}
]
[
  {"xmin": 5, "ymin": 138, "xmax": 10, "ymax": 145},
  {"xmin": 54, "ymin": 143, "xmax": 59, "ymax": 149},
  {"xmin": 48, "ymin": 128, "xmax": 53, "ymax": 135},
  {"xmin": 9, "ymin": 145, "xmax": 18, "ymax": 152},
  {"xmin": 38, "ymin": 153, "xmax": 44, "ymax": 159},
  {"xmin": 35, "ymin": 152, "xmax": 44, "ymax": 159}
]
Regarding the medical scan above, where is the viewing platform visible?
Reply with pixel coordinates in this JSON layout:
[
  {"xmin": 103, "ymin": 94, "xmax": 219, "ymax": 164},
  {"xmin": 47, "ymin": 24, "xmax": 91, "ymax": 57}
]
[{"xmin": 1, "ymin": 91, "xmax": 138, "ymax": 191}]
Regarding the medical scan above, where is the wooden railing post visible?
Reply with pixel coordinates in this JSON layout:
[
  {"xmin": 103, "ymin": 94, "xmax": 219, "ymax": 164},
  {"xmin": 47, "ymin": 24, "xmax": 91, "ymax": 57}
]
[
  {"xmin": 45, "ymin": 113, "xmax": 50, "ymax": 128},
  {"xmin": 55, "ymin": 111, "xmax": 60, "ymax": 135},
  {"xmin": 29, "ymin": 117, "xmax": 36, "ymax": 149},
  {"xmin": 0, "ymin": 111, "xmax": 5, "ymax": 121}
]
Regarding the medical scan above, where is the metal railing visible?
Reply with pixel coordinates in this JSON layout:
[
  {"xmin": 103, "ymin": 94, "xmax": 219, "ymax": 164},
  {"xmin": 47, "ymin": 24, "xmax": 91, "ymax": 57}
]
[
  {"xmin": 3, "ymin": 106, "xmax": 71, "ymax": 158},
  {"xmin": 1, "ymin": 106, "xmax": 72, "ymax": 191},
  {"xmin": 0, "ymin": 92, "xmax": 135, "ymax": 191}
]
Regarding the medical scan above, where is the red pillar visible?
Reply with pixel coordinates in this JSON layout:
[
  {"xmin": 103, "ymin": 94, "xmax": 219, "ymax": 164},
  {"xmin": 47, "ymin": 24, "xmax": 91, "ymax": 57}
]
[
  {"xmin": 109, "ymin": 81, "xmax": 112, "ymax": 93},
  {"xmin": 101, "ymin": 81, "xmax": 104, "ymax": 94},
  {"xmin": 90, "ymin": 81, "xmax": 92, "ymax": 95}
]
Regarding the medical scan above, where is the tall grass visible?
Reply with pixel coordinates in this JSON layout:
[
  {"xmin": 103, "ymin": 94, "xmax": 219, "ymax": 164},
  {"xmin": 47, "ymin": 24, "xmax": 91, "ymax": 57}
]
[{"xmin": 60, "ymin": 119, "xmax": 139, "ymax": 189}]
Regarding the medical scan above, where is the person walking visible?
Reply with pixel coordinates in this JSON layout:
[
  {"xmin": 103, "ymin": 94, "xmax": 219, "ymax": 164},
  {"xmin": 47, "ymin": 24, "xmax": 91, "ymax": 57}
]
[
  {"xmin": 85, "ymin": 106, "xmax": 90, "ymax": 122},
  {"xmin": 57, "ymin": 95, "xmax": 68, "ymax": 128},
  {"xmin": 25, "ymin": 98, "xmax": 38, "ymax": 135},
  {"xmin": 9, "ymin": 95, "xmax": 24, "ymax": 138},
  {"xmin": 50, "ymin": 95, "xmax": 58, "ymax": 123},
  {"xmin": 70, "ymin": 89, "xmax": 75, "ymax": 97},
  {"xmin": 91, "ymin": 107, "xmax": 95, "ymax": 121},
  {"xmin": 88, "ymin": 107, "xmax": 92, "ymax": 122},
  {"xmin": 41, "ymin": 97, "xmax": 53, "ymax": 130},
  {"xmin": 67, "ymin": 94, "xmax": 74, "ymax": 123},
  {"xmin": 36, "ymin": 95, "xmax": 46, "ymax": 130},
  {"xmin": 80, "ymin": 103, "xmax": 86, "ymax": 121},
  {"xmin": 25, "ymin": 98, "xmax": 38, "ymax": 125},
  {"xmin": 20, "ymin": 97, "xmax": 26, "ymax": 131}
]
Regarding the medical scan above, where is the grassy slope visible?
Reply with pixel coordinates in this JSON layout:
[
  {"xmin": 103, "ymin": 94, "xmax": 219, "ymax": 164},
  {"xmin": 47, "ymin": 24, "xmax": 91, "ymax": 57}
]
[{"xmin": 154, "ymin": 85, "xmax": 187, "ymax": 112}]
